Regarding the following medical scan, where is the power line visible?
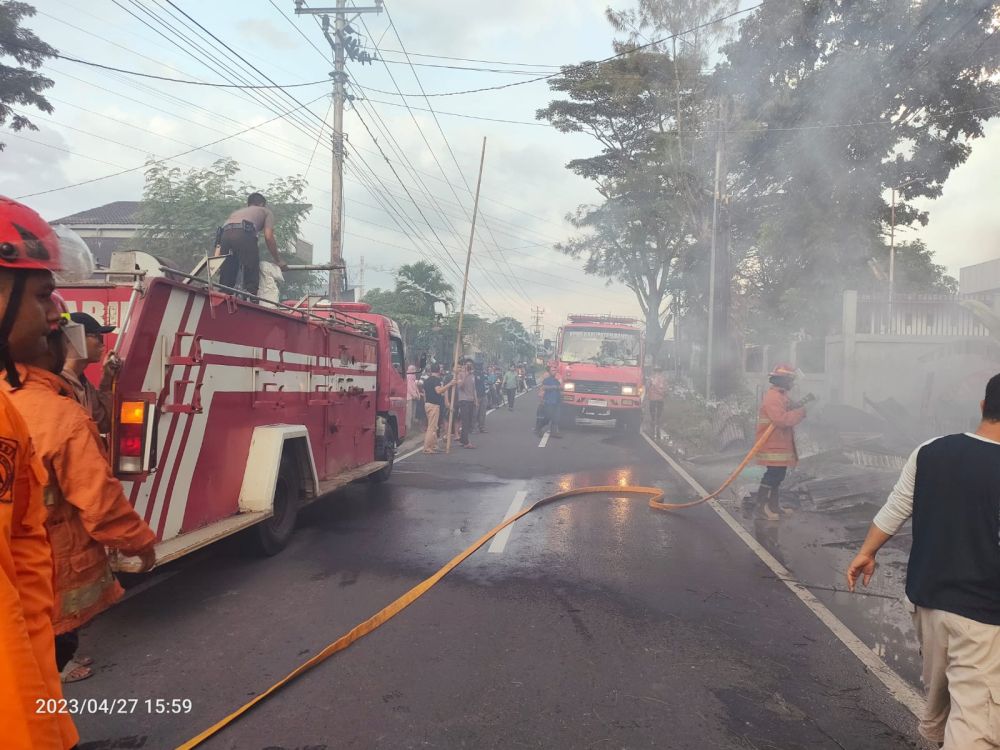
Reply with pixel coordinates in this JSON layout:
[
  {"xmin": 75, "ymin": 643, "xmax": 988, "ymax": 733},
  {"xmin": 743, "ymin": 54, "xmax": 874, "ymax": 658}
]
[
  {"xmin": 356, "ymin": 95, "xmax": 551, "ymax": 127},
  {"xmin": 25, "ymin": 46, "xmax": 332, "ymax": 88},
  {"xmin": 13, "ymin": 94, "xmax": 328, "ymax": 199},
  {"xmin": 354, "ymin": 12, "xmax": 532, "ymax": 310},
  {"xmin": 351, "ymin": 3, "xmax": 764, "ymax": 98}
]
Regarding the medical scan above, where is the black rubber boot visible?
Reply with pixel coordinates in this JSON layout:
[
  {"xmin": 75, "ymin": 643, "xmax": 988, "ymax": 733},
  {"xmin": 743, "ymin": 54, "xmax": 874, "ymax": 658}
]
[{"xmin": 757, "ymin": 485, "xmax": 780, "ymax": 521}]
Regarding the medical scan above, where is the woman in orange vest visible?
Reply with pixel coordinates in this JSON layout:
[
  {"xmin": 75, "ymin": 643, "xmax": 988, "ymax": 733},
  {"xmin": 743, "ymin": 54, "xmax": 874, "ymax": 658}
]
[
  {"xmin": 755, "ymin": 363, "xmax": 807, "ymax": 520},
  {"xmin": 0, "ymin": 196, "xmax": 79, "ymax": 749}
]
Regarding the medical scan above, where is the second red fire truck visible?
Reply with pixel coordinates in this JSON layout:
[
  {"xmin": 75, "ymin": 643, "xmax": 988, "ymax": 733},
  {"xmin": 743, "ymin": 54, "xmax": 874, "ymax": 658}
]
[{"xmin": 552, "ymin": 314, "xmax": 646, "ymax": 431}]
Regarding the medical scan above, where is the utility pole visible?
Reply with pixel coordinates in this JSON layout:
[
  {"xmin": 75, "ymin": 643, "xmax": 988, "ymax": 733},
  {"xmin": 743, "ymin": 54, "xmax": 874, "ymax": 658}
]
[
  {"xmin": 531, "ymin": 306, "xmax": 544, "ymax": 341},
  {"xmin": 294, "ymin": 0, "xmax": 381, "ymax": 301},
  {"xmin": 706, "ymin": 98, "xmax": 724, "ymax": 401},
  {"xmin": 356, "ymin": 254, "xmax": 365, "ymax": 301}
]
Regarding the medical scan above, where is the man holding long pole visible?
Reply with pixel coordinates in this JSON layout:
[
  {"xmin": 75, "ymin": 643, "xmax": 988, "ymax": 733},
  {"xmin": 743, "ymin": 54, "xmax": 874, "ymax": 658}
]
[{"xmin": 445, "ymin": 137, "xmax": 488, "ymax": 453}]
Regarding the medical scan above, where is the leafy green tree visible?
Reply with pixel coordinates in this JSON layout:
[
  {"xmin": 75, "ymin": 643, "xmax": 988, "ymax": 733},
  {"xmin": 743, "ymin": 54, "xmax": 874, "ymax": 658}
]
[
  {"xmin": 538, "ymin": 48, "xmax": 707, "ymax": 367},
  {"xmin": 395, "ymin": 261, "xmax": 455, "ymax": 315},
  {"xmin": 721, "ymin": 0, "xmax": 1000, "ymax": 337},
  {"xmin": 0, "ymin": 1, "xmax": 55, "ymax": 151},
  {"xmin": 135, "ymin": 158, "xmax": 320, "ymax": 298}
]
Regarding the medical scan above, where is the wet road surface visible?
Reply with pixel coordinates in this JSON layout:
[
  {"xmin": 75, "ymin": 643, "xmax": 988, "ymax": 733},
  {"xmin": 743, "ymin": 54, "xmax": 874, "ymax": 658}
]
[{"xmin": 70, "ymin": 393, "xmax": 927, "ymax": 749}]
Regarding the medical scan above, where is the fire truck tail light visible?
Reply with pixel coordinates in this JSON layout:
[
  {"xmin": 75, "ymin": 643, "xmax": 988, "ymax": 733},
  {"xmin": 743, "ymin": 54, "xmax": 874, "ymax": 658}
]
[
  {"xmin": 117, "ymin": 401, "xmax": 149, "ymax": 474},
  {"xmin": 121, "ymin": 401, "xmax": 145, "ymax": 424}
]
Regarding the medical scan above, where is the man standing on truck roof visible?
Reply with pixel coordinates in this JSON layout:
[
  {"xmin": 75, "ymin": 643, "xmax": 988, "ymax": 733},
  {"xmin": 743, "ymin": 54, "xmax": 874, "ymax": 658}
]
[
  {"xmin": 217, "ymin": 192, "xmax": 287, "ymax": 297},
  {"xmin": 61, "ymin": 312, "xmax": 118, "ymax": 436},
  {"xmin": 0, "ymin": 196, "xmax": 79, "ymax": 749}
]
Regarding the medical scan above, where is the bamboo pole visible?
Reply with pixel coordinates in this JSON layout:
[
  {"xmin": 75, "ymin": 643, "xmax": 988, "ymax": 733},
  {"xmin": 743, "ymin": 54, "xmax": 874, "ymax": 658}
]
[{"xmin": 446, "ymin": 137, "xmax": 487, "ymax": 453}]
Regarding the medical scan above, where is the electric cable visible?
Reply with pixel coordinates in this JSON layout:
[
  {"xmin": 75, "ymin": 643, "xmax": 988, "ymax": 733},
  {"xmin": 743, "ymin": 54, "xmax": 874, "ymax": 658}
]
[{"xmin": 14, "ymin": 94, "xmax": 328, "ymax": 199}]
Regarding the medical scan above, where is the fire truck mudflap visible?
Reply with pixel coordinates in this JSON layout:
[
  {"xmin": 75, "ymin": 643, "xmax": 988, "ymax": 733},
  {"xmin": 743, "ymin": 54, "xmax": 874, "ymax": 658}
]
[{"xmin": 100, "ymin": 276, "xmax": 396, "ymax": 571}]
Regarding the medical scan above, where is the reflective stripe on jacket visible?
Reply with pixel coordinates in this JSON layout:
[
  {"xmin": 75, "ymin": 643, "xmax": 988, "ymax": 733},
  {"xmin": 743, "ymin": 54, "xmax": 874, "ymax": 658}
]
[
  {"xmin": 755, "ymin": 386, "xmax": 806, "ymax": 467},
  {"xmin": 2, "ymin": 366, "xmax": 155, "ymax": 635},
  {"xmin": 0, "ymin": 388, "xmax": 78, "ymax": 749}
]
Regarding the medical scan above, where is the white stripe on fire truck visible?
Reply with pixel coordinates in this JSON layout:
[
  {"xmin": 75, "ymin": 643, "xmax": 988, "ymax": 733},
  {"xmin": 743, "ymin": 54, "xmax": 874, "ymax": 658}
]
[
  {"xmin": 147, "ymin": 294, "xmax": 207, "ymax": 533},
  {"xmin": 131, "ymin": 288, "xmax": 196, "ymax": 520},
  {"xmin": 197, "ymin": 339, "xmax": 376, "ymax": 372}
]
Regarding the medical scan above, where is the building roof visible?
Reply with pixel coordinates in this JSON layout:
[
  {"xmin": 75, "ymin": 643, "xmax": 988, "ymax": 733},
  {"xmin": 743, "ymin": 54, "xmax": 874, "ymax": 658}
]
[{"xmin": 52, "ymin": 201, "xmax": 142, "ymax": 226}]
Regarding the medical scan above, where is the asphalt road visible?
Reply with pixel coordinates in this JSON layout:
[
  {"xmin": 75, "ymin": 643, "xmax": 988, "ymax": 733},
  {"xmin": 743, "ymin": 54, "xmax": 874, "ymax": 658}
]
[{"xmin": 69, "ymin": 392, "xmax": 927, "ymax": 750}]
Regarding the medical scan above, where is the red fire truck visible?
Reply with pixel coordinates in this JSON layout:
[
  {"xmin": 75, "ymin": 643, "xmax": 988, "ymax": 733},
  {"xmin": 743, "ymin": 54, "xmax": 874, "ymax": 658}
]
[
  {"xmin": 59, "ymin": 255, "xmax": 407, "ymax": 569},
  {"xmin": 553, "ymin": 314, "xmax": 645, "ymax": 431}
]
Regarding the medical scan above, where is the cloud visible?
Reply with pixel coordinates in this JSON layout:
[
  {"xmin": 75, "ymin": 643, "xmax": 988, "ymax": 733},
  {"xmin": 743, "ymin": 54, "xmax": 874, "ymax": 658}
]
[{"xmin": 235, "ymin": 18, "xmax": 299, "ymax": 52}]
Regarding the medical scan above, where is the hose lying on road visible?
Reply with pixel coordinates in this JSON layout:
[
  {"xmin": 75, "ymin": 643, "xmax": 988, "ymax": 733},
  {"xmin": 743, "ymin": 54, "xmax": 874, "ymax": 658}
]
[{"xmin": 177, "ymin": 429, "xmax": 777, "ymax": 749}]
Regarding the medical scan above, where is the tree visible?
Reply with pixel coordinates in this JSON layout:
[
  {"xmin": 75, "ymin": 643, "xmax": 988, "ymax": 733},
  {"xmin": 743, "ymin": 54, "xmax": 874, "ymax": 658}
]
[
  {"xmin": 720, "ymin": 0, "xmax": 1000, "ymax": 337},
  {"xmin": 0, "ymin": 1, "xmax": 55, "ymax": 151},
  {"xmin": 538, "ymin": 48, "xmax": 708, "ymax": 367},
  {"xmin": 135, "ymin": 158, "xmax": 320, "ymax": 298},
  {"xmin": 395, "ymin": 261, "xmax": 455, "ymax": 315}
]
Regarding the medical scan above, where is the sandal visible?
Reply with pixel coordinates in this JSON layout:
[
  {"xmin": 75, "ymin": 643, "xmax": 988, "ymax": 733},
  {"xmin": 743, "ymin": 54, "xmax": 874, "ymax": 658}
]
[
  {"xmin": 61, "ymin": 663, "xmax": 93, "ymax": 683},
  {"xmin": 72, "ymin": 655, "xmax": 94, "ymax": 667}
]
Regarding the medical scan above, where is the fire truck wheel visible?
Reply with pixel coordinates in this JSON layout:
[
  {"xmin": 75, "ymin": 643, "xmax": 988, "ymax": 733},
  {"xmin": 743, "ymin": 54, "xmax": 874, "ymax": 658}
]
[
  {"xmin": 254, "ymin": 455, "xmax": 300, "ymax": 556},
  {"xmin": 370, "ymin": 424, "xmax": 396, "ymax": 483}
]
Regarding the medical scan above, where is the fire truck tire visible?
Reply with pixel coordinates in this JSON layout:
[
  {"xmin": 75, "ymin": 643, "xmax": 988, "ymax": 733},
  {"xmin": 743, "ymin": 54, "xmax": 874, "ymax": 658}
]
[
  {"xmin": 254, "ymin": 455, "xmax": 300, "ymax": 556},
  {"xmin": 370, "ymin": 424, "xmax": 396, "ymax": 483}
]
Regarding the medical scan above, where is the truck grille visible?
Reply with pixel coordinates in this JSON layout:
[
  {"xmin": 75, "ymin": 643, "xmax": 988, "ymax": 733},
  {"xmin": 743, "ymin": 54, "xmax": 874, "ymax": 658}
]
[{"xmin": 573, "ymin": 380, "xmax": 622, "ymax": 396}]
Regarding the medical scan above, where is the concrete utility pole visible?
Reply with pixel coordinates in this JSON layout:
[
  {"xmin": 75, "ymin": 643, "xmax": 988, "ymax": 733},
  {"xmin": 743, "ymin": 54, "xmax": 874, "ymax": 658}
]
[
  {"xmin": 356, "ymin": 254, "xmax": 365, "ymax": 301},
  {"xmin": 294, "ymin": 0, "xmax": 382, "ymax": 301},
  {"xmin": 706, "ymin": 98, "xmax": 725, "ymax": 401}
]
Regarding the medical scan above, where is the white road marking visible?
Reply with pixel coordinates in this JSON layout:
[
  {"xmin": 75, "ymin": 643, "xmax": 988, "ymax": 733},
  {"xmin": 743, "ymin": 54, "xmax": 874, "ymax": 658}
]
[
  {"xmin": 488, "ymin": 489, "xmax": 529, "ymax": 554},
  {"xmin": 640, "ymin": 431, "xmax": 925, "ymax": 718},
  {"xmin": 538, "ymin": 432, "xmax": 550, "ymax": 448}
]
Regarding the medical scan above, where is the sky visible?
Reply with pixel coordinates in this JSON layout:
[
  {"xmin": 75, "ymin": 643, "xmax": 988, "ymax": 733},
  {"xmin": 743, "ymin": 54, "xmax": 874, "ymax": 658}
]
[{"xmin": 2, "ymin": 0, "xmax": 999, "ymax": 341}]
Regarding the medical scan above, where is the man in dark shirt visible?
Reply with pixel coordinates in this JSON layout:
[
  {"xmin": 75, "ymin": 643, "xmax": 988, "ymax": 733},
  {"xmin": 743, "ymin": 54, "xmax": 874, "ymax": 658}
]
[
  {"xmin": 535, "ymin": 365, "xmax": 563, "ymax": 438},
  {"xmin": 216, "ymin": 192, "xmax": 286, "ymax": 296},
  {"xmin": 847, "ymin": 372, "xmax": 1000, "ymax": 748},
  {"xmin": 456, "ymin": 360, "xmax": 478, "ymax": 449},
  {"xmin": 421, "ymin": 363, "xmax": 454, "ymax": 454}
]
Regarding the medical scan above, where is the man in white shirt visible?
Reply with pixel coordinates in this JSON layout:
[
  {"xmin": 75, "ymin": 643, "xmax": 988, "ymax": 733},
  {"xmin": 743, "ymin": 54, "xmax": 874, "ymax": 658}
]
[{"xmin": 846, "ymin": 373, "xmax": 1000, "ymax": 749}]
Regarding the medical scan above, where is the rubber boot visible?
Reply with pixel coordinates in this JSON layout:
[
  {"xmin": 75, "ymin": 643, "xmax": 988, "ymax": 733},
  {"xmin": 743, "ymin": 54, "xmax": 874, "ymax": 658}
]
[
  {"xmin": 757, "ymin": 485, "xmax": 780, "ymax": 521},
  {"xmin": 772, "ymin": 486, "xmax": 794, "ymax": 516}
]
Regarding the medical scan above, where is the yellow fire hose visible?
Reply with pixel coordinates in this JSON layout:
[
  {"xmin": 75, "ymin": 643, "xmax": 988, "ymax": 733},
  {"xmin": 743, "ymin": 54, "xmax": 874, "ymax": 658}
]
[{"xmin": 177, "ymin": 426, "xmax": 777, "ymax": 749}]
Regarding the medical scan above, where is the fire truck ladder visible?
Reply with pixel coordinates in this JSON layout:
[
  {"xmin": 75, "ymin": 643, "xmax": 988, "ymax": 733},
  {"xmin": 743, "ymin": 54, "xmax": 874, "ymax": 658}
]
[{"xmin": 162, "ymin": 332, "xmax": 204, "ymax": 414}]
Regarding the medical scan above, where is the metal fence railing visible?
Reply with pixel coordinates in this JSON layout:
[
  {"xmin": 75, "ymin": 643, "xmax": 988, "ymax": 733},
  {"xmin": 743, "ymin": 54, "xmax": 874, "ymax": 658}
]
[{"xmin": 856, "ymin": 294, "xmax": 991, "ymax": 337}]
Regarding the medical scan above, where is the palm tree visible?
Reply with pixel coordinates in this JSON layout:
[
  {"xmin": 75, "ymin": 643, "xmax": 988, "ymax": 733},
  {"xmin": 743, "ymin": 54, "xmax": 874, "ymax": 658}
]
[{"xmin": 395, "ymin": 261, "xmax": 455, "ymax": 317}]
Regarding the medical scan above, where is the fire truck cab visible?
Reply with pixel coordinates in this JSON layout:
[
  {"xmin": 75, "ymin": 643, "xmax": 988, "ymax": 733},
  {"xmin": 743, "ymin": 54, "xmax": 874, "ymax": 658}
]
[
  {"xmin": 553, "ymin": 314, "xmax": 645, "ymax": 432},
  {"xmin": 58, "ymin": 254, "xmax": 407, "ymax": 569}
]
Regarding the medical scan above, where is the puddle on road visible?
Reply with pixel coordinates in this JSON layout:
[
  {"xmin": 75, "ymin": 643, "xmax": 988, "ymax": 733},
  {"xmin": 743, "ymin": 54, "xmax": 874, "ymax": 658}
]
[{"xmin": 717, "ymin": 492, "xmax": 922, "ymax": 688}]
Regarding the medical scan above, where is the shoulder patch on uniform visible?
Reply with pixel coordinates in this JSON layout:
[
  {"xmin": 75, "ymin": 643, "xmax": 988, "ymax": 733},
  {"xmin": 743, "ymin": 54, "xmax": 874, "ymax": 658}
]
[{"xmin": 0, "ymin": 437, "xmax": 17, "ymax": 503}]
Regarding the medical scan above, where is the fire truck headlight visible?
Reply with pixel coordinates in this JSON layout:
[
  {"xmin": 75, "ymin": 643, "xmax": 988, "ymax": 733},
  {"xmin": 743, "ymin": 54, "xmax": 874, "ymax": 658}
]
[
  {"xmin": 563, "ymin": 382, "xmax": 575, "ymax": 392},
  {"xmin": 621, "ymin": 385, "xmax": 636, "ymax": 396}
]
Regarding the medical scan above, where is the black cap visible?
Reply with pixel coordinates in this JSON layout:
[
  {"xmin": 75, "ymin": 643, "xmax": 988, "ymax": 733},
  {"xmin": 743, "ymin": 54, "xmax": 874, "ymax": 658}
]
[{"xmin": 69, "ymin": 312, "xmax": 115, "ymax": 335}]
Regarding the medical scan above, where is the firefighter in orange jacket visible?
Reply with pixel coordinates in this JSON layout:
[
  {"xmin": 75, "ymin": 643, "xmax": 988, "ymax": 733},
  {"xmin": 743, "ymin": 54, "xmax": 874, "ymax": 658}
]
[
  {"xmin": 0, "ymin": 197, "xmax": 79, "ymax": 749},
  {"xmin": 2, "ymin": 322, "xmax": 157, "ymax": 679},
  {"xmin": 755, "ymin": 364, "xmax": 807, "ymax": 520}
]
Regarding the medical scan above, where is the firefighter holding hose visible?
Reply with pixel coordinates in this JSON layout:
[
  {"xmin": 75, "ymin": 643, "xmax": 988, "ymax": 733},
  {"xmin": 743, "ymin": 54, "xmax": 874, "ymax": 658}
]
[{"xmin": 755, "ymin": 364, "xmax": 808, "ymax": 520}]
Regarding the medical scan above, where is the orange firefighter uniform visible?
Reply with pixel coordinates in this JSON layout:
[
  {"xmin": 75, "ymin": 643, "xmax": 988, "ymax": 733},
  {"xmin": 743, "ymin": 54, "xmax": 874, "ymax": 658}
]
[
  {"xmin": 1, "ymin": 365, "xmax": 155, "ymax": 635},
  {"xmin": 755, "ymin": 385, "xmax": 806, "ymax": 467},
  {"xmin": 0, "ymin": 388, "xmax": 79, "ymax": 749}
]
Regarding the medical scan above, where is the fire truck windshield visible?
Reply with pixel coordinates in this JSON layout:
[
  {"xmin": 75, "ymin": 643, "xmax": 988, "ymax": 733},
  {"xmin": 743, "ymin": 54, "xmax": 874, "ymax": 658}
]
[{"xmin": 561, "ymin": 328, "xmax": 641, "ymax": 366}]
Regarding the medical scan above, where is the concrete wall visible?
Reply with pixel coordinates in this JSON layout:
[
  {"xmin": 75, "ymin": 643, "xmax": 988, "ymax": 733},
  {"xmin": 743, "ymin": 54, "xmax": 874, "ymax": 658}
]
[{"xmin": 825, "ymin": 291, "xmax": 999, "ymax": 429}]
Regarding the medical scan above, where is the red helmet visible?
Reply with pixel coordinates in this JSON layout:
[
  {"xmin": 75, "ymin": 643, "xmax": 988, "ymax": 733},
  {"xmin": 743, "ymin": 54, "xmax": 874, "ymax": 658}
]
[
  {"xmin": 769, "ymin": 363, "xmax": 797, "ymax": 378},
  {"xmin": 0, "ymin": 196, "xmax": 62, "ymax": 272}
]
